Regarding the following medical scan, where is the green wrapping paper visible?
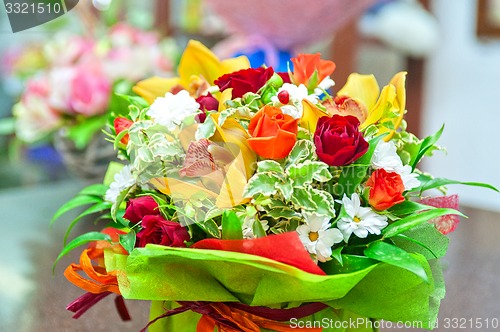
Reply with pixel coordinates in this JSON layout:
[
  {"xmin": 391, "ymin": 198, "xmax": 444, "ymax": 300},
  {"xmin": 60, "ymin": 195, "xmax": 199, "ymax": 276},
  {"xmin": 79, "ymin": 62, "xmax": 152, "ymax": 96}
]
[{"xmin": 105, "ymin": 245, "xmax": 443, "ymax": 330}]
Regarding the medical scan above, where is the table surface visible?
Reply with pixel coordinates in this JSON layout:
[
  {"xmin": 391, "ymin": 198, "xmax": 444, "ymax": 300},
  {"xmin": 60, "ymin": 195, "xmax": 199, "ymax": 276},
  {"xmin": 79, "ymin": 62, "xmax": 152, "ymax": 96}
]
[{"xmin": 0, "ymin": 180, "xmax": 498, "ymax": 331}]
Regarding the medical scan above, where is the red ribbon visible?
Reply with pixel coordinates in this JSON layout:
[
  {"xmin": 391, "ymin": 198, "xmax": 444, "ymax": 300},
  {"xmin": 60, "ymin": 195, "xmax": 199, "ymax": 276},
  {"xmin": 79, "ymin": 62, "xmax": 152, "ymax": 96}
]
[{"xmin": 192, "ymin": 232, "xmax": 326, "ymax": 275}]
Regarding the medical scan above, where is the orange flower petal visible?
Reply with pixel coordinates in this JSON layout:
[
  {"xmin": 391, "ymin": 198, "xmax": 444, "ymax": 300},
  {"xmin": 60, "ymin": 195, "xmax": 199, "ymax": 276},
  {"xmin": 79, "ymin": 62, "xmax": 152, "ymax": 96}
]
[{"xmin": 247, "ymin": 129, "xmax": 297, "ymax": 160}]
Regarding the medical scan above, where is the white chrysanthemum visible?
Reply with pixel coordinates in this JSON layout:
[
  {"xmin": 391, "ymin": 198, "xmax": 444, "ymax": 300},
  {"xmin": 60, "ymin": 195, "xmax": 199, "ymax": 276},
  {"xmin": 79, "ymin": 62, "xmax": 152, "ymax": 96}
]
[
  {"xmin": 297, "ymin": 212, "xmax": 343, "ymax": 262},
  {"xmin": 314, "ymin": 77, "xmax": 335, "ymax": 95},
  {"xmin": 371, "ymin": 141, "xmax": 421, "ymax": 190},
  {"xmin": 397, "ymin": 164, "xmax": 421, "ymax": 191},
  {"xmin": 271, "ymin": 83, "xmax": 319, "ymax": 119},
  {"xmin": 105, "ymin": 165, "xmax": 136, "ymax": 203},
  {"xmin": 337, "ymin": 193, "xmax": 388, "ymax": 241},
  {"xmin": 147, "ymin": 90, "xmax": 200, "ymax": 131},
  {"xmin": 372, "ymin": 141, "xmax": 402, "ymax": 171}
]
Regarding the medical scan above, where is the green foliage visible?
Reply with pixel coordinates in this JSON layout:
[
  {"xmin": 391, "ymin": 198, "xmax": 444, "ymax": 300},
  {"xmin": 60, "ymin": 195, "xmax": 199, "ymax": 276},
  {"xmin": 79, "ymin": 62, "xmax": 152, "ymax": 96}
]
[
  {"xmin": 364, "ymin": 241, "xmax": 429, "ymax": 282},
  {"xmin": 221, "ymin": 211, "xmax": 243, "ymax": 240},
  {"xmin": 382, "ymin": 208, "xmax": 464, "ymax": 238},
  {"xmin": 120, "ymin": 230, "xmax": 137, "ymax": 254},
  {"xmin": 243, "ymin": 139, "xmax": 336, "ymax": 233},
  {"xmin": 53, "ymin": 232, "xmax": 111, "ymax": 270},
  {"xmin": 411, "ymin": 125, "xmax": 444, "ymax": 170}
]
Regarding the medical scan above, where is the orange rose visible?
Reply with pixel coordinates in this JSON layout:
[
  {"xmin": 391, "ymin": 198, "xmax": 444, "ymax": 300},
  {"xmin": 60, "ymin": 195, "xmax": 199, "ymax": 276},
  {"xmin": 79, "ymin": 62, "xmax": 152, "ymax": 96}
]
[
  {"xmin": 247, "ymin": 106, "xmax": 298, "ymax": 159},
  {"xmin": 291, "ymin": 53, "xmax": 336, "ymax": 88},
  {"xmin": 366, "ymin": 169, "xmax": 405, "ymax": 211}
]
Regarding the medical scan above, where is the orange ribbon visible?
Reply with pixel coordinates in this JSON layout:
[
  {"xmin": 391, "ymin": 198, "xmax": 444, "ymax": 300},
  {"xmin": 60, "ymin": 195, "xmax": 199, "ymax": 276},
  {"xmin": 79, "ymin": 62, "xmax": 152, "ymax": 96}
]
[
  {"xmin": 195, "ymin": 302, "xmax": 322, "ymax": 332},
  {"xmin": 64, "ymin": 247, "xmax": 121, "ymax": 295}
]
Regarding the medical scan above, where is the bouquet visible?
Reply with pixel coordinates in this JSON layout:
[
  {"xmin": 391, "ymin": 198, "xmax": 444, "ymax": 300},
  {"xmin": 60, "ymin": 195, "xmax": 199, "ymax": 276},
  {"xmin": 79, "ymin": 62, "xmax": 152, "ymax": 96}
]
[{"xmin": 53, "ymin": 40, "xmax": 497, "ymax": 331}]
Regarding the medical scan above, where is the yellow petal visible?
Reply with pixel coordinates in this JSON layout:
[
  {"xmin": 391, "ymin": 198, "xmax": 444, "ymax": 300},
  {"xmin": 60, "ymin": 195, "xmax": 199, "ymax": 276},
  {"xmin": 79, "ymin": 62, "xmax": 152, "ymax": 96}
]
[
  {"xmin": 220, "ymin": 56, "xmax": 251, "ymax": 76},
  {"xmin": 209, "ymin": 113, "xmax": 256, "ymax": 180},
  {"xmin": 388, "ymin": 71, "xmax": 407, "ymax": 136},
  {"xmin": 218, "ymin": 88, "xmax": 233, "ymax": 112},
  {"xmin": 361, "ymin": 84, "xmax": 396, "ymax": 130},
  {"xmin": 216, "ymin": 153, "xmax": 251, "ymax": 208},
  {"xmin": 337, "ymin": 73, "xmax": 380, "ymax": 112},
  {"xmin": 178, "ymin": 40, "xmax": 250, "ymax": 87},
  {"xmin": 300, "ymin": 99, "xmax": 330, "ymax": 133},
  {"xmin": 132, "ymin": 76, "xmax": 180, "ymax": 104},
  {"xmin": 150, "ymin": 177, "xmax": 217, "ymax": 200}
]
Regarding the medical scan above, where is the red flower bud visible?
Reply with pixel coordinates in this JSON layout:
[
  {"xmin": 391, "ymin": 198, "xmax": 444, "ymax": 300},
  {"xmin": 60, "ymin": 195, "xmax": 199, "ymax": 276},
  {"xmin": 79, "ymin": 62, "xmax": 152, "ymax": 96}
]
[{"xmin": 123, "ymin": 196, "xmax": 160, "ymax": 224}]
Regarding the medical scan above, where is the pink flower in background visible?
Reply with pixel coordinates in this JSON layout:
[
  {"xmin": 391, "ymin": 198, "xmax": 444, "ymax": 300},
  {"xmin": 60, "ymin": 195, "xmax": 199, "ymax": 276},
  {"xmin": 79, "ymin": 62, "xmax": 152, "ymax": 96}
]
[
  {"xmin": 109, "ymin": 23, "xmax": 158, "ymax": 46},
  {"xmin": 44, "ymin": 35, "xmax": 95, "ymax": 67},
  {"xmin": 420, "ymin": 194, "xmax": 460, "ymax": 234},
  {"xmin": 14, "ymin": 75, "xmax": 62, "ymax": 142},
  {"xmin": 69, "ymin": 66, "xmax": 111, "ymax": 116}
]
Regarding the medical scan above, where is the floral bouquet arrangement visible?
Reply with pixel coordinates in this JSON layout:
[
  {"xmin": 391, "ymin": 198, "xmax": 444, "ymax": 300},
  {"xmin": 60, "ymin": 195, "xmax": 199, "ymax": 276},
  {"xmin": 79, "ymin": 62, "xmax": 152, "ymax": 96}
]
[
  {"xmin": 6, "ymin": 24, "xmax": 178, "ymax": 178},
  {"xmin": 53, "ymin": 40, "xmax": 497, "ymax": 331}
]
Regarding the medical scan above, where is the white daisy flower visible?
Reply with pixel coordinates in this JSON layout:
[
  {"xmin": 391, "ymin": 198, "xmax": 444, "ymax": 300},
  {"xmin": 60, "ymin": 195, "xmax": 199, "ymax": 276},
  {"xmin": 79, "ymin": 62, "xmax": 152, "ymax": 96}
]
[
  {"xmin": 297, "ymin": 212, "xmax": 343, "ymax": 262},
  {"xmin": 371, "ymin": 141, "xmax": 421, "ymax": 191},
  {"xmin": 105, "ymin": 165, "xmax": 136, "ymax": 204},
  {"xmin": 337, "ymin": 193, "xmax": 388, "ymax": 241},
  {"xmin": 271, "ymin": 83, "xmax": 319, "ymax": 119},
  {"xmin": 147, "ymin": 90, "xmax": 200, "ymax": 131}
]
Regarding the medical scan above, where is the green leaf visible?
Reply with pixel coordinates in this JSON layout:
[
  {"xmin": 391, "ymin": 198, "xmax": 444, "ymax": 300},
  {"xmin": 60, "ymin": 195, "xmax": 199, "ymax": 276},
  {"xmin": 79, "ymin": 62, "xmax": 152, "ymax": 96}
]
[
  {"xmin": 275, "ymin": 181, "xmax": 293, "ymax": 201},
  {"xmin": 111, "ymin": 185, "xmax": 136, "ymax": 223},
  {"xmin": 79, "ymin": 184, "xmax": 109, "ymax": 197},
  {"xmin": 195, "ymin": 219, "xmax": 220, "ymax": 239},
  {"xmin": 310, "ymin": 189, "xmax": 336, "ymax": 217},
  {"xmin": 51, "ymin": 195, "xmax": 102, "ymax": 225},
  {"xmin": 320, "ymin": 254, "xmax": 377, "ymax": 274},
  {"xmin": 256, "ymin": 160, "xmax": 283, "ymax": 173},
  {"xmin": 291, "ymin": 187, "xmax": 317, "ymax": 211},
  {"xmin": 411, "ymin": 125, "xmax": 444, "ymax": 169},
  {"xmin": 287, "ymin": 160, "xmax": 331, "ymax": 186},
  {"xmin": 416, "ymin": 177, "xmax": 499, "ymax": 193},
  {"xmin": 330, "ymin": 246, "xmax": 344, "ymax": 265},
  {"xmin": 364, "ymin": 241, "xmax": 429, "ymax": 282},
  {"xmin": 120, "ymin": 230, "xmax": 137, "ymax": 254},
  {"xmin": 265, "ymin": 207, "xmax": 302, "ymax": 220},
  {"xmin": 336, "ymin": 165, "xmax": 369, "ymax": 197},
  {"xmin": 382, "ymin": 208, "xmax": 464, "ymax": 238},
  {"xmin": 54, "ymin": 232, "xmax": 111, "ymax": 270},
  {"xmin": 63, "ymin": 201, "xmax": 113, "ymax": 245},
  {"xmin": 222, "ymin": 211, "xmax": 243, "ymax": 240},
  {"xmin": 388, "ymin": 201, "xmax": 435, "ymax": 217},
  {"xmin": 286, "ymin": 140, "xmax": 314, "ymax": 166},
  {"xmin": 244, "ymin": 173, "xmax": 281, "ymax": 197},
  {"xmin": 252, "ymin": 219, "xmax": 267, "ymax": 238},
  {"xmin": 114, "ymin": 93, "xmax": 149, "ymax": 109}
]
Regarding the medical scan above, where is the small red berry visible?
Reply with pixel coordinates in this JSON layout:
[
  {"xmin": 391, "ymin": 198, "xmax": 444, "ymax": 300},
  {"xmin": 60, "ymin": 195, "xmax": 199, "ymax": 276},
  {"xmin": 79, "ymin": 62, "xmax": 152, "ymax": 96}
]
[{"xmin": 277, "ymin": 90, "xmax": 290, "ymax": 104}]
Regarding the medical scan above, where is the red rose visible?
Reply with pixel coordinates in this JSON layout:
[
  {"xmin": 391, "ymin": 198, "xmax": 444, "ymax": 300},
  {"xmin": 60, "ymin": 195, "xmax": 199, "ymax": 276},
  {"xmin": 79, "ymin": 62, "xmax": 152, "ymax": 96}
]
[
  {"xmin": 113, "ymin": 117, "xmax": 134, "ymax": 145},
  {"xmin": 136, "ymin": 215, "xmax": 190, "ymax": 247},
  {"xmin": 366, "ymin": 169, "xmax": 405, "ymax": 211},
  {"xmin": 313, "ymin": 115, "xmax": 368, "ymax": 166},
  {"xmin": 214, "ymin": 67, "xmax": 274, "ymax": 98},
  {"xmin": 247, "ymin": 105, "xmax": 298, "ymax": 159},
  {"xmin": 123, "ymin": 196, "xmax": 160, "ymax": 224},
  {"xmin": 195, "ymin": 92, "xmax": 219, "ymax": 123}
]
